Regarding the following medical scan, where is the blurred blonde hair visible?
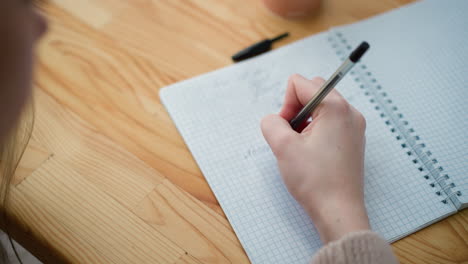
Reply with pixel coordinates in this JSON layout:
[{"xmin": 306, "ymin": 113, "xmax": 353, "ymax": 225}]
[{"xmin": 0, "ymin": 100, "xmax": 34, "ymax": 264}]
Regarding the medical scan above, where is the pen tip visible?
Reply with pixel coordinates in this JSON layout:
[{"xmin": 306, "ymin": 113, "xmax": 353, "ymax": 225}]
[{"xmin": 349, "ymin": 41, "xmax": 370, "ymax": 63}]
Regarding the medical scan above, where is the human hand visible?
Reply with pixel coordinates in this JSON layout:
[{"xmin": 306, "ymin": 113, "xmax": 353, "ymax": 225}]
[{"xmin": 261, "ymin": 74, "xmax": 370, "ymax": 243}]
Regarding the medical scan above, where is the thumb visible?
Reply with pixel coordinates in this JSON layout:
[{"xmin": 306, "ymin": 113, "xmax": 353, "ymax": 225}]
[{"xmin": 261, "ymin": 114, "xmax": 298, "ymax": 156}]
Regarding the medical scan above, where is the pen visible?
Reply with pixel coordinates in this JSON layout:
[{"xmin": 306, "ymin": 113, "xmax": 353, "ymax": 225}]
[
  {"xmin": 289, "ymin": 41, "xmax": 370, "ymax": 130},
  {"xmin": 232, "ymin": 33, "xmax": 289, "ymax": 62}
]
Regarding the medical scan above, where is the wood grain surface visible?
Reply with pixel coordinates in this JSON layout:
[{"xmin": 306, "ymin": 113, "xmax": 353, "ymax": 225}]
[{"xmin": 6, "ymin": 0, "xmax": 467, "ymax": 263}]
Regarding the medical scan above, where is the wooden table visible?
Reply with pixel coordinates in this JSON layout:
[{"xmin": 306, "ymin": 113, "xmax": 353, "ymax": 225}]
[{"xmin": 7, "ymin": 0, "xmax": 467, "ymax": 263}]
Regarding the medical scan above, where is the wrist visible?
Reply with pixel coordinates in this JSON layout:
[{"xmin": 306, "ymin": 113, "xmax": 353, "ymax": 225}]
[{"xmin": 305, "ymin": 197, "xmax": 370, "ymax": 244}]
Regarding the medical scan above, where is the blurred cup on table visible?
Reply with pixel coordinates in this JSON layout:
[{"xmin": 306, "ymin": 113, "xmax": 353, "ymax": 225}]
[{"xmin": 261, "ymin": 0, "xmax": 321, "ymax": 19}]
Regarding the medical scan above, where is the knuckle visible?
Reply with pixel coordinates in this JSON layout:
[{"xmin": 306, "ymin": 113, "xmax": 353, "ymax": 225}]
[
  {"xmin": 275, "ymin": 132, "xmax": 294, "ymax": 148},
  {"xmin": 260, "ymin": 115, "xmax": 272, "ymax": 130},
  {"xmin": 272, "ymin": 133, "xmax": 294, "ymax": 158},
  {"xmin": 355, "ymin": 112, "xmax": 367, "ymax": 130},
  {"xmin": 288, "ymin": 74, "xmax": 302, "ymax": 85},
  {"xmin": 311, "ymin": 76, "xmax": 326, "ymax": 85},
  {"xmin": 261, "ymin": 114, "xmax": 278, "ymax": 130},
  {"xmin": 329, "ymin": 96, "xmax": 351, "ymax": 114}
]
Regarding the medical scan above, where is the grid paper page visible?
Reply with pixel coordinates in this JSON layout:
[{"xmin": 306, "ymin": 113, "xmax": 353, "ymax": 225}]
[
  {"xmin": 160, "ymin": 31, "xmax": 456, "ymax": 263},
  {"xmin": 335, "ymin": 0, "xmax": 468, "ymax": 207}
]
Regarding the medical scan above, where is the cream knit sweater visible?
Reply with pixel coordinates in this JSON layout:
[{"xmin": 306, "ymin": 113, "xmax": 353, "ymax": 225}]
[{"xmin": 311, "ymin": 231, "xmax": 399, "ymax": 264}]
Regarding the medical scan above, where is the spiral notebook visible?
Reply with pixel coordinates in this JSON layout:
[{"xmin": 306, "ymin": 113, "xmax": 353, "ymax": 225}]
[{"xmin": 160, "ymin": 0, "xmax": 468, "ymax": 263}]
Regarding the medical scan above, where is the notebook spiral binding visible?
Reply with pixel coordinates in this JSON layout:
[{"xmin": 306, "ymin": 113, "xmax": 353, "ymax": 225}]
[{"xmin": 328, "ymin": 31, "xmax": 462, "ymax": 208}]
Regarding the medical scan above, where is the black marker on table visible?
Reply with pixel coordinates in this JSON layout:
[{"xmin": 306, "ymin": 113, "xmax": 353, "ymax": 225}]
[
  {"xmin": 289, "ymin": 41, "xmax": 370, "ymax": 131},
  {"xmin": 232, "ymin": 33, "xmax": 289, "ymax": 62}
]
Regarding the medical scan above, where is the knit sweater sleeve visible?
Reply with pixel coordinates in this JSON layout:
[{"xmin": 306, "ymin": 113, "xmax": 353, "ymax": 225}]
[{"xmin": 311, "ymin": 231, "xmax": 399, "ymax": 264}]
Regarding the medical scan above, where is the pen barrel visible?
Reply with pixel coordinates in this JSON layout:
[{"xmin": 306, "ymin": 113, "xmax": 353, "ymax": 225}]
[
  {"xmin": 289, "ymin": 59, "xmax": 354, "ymax": 130},
  {"xmin": 232, "ymin": 40, "xmax": 272, "ymax": 62}
]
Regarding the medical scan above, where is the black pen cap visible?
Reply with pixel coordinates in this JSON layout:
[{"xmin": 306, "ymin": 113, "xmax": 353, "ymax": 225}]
[{"xmin": 349, "ymin": 41, "xmax": 370, "ymax": 63}]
